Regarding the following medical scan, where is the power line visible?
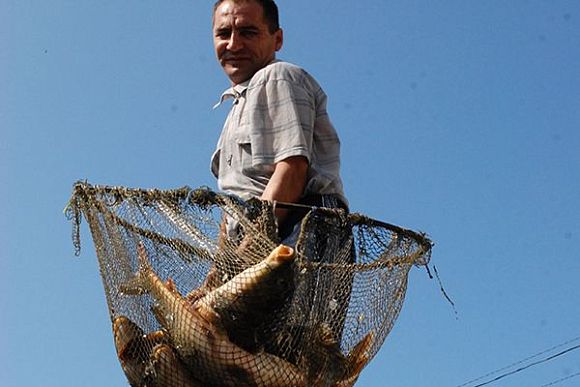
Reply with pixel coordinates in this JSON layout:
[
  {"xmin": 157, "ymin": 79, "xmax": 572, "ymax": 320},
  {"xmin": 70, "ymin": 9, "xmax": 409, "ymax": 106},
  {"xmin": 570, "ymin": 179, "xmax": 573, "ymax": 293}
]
[
  {"xmin": 471, "ymin": 343, "xmax": 580, "ymax": 387},
  {"xmin": 456, "ymin": 336, "xmax": 580, "ymax": 387},
  {"xmin": 540, "ymin": 371, "xmax": 580, "ymax": 387}
]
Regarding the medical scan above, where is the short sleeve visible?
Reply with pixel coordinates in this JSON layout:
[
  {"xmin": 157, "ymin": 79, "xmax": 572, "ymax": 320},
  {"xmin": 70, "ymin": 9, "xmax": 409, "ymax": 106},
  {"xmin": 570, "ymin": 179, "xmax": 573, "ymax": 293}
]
[{"xmin": 244, "ymin": 76, "xmax": 315, "ymax": 166}]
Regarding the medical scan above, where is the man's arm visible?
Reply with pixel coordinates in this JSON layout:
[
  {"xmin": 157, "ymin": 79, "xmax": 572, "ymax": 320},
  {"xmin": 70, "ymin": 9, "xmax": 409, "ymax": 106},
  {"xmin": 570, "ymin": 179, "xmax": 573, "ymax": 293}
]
[{"xmin": 260, "ymin": 155, "xmax": 308, "ymax": 222}]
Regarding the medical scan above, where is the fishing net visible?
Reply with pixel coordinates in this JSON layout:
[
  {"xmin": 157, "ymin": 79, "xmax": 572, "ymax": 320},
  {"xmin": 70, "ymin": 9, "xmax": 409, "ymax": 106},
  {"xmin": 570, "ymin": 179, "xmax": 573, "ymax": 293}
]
[{"xmin": 67, "ymin": 181, "xmax": 432, "ymax": 387}]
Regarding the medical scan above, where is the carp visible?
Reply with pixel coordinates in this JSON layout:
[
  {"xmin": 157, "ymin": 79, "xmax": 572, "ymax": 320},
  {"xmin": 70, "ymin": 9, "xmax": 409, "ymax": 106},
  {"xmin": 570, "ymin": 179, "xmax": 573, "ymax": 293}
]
[
  {"xmin": 144, "ymin": 343, "xmax": 204, "ymax": 387},
  {"xmin": 196, "ymin": 242, "xmax": 296, "ymax": 352},
  {"xmin": 112, "ymin": 316, "xmax": 203, "ymax": 387},
  {"xmin": 273, "ymin": 323, "xmax": 374, "ymax": 387},
  {"xmin": 113, "ymin": 315, "xmax": 147, "ymax": 386},
  {"xmin": 304, "ymin": 326, "xmax": 374, "ymax": 386},
  {"xmin": 124, "ymin": 243, "xmax": 305, "ymax": 387}
]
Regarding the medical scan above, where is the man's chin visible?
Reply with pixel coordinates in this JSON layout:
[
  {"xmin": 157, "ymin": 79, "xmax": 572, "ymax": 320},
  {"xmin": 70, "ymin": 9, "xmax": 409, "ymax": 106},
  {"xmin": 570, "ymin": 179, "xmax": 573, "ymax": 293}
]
[{"xmin": 224, "ymin": 66, "xmax": 253, "ymax": 85}]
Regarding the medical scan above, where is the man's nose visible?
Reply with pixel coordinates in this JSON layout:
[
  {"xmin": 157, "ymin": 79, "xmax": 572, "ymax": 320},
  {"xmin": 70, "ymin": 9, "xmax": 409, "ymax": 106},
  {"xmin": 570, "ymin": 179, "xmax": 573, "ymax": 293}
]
[{"xmin": 226, "ymin": 31, "xmax": 243, "ymax": 52}]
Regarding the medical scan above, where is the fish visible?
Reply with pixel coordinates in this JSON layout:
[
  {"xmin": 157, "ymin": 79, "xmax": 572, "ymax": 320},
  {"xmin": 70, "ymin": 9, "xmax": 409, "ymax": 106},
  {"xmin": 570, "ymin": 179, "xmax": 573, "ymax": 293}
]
[
  {"xmin": 196, "ymin": 243, "xmax": 296, "ymax": 352},
  {"xmin": 112, "ymin": 316, "xmax": 204, "ymax": 387},
  {"xmin": 298, "ymin": 325, "xmax": 374, "ymax": 387},
  {"xmin": 257, "ymin": 321, "xmax": 374, "ymax": 386},
  {"xmin": 125, "ymin": 243, "xmax": 305, "ymax": 387},
  {"xmin": 301, "ymin": 323, "xmax": 348, "ymax": 386},
  {"xmin": 113, "ymin": 316, "xmax": 147, "ymax": 386},
  {"xmin": 112, "ymin": 316, "xmax": 168, "ymax": 386},
  {"xmin": 144, "ymin": 344, "xmax": 204, "ymax": 387}
]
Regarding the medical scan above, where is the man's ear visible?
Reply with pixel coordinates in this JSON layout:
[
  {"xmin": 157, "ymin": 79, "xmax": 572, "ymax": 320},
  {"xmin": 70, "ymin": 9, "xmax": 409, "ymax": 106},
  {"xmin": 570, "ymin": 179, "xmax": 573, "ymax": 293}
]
[{"xmin": 275, "ymin": 28, "xmax": 283, "ymax": 51}]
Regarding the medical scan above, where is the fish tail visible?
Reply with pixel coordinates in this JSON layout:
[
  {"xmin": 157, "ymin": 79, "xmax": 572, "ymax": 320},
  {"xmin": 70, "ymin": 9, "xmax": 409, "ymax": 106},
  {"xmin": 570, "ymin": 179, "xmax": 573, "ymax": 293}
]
[
  {"xmin": 137, "ymin": 242, "xmax": 153, "ymax": 272},
  {"xmin": 338, "ymin": 331, "xmax": 374, "ymax": 386},
  {"xmin": 119, "ymin": 243, "xmax": 151, "ymax": 295}
]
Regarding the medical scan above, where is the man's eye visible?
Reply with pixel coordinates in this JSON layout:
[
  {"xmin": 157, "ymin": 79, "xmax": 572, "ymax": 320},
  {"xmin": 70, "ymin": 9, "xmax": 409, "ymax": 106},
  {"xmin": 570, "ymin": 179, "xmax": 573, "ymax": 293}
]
[
  {"xmin": 216, "ymin": 30, "xmax": 231, "ymax": 38},
  {"xmin": 240, "ymin": 29, "xmax": 258, "ymax": 37}
]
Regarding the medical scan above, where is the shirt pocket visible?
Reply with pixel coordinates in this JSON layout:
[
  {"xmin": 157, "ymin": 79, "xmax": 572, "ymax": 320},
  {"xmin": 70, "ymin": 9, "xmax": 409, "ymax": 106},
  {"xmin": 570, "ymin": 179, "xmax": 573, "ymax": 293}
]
[{"xmin": 235, "ymin": 133, "xmax": 254, "ymax": 174}]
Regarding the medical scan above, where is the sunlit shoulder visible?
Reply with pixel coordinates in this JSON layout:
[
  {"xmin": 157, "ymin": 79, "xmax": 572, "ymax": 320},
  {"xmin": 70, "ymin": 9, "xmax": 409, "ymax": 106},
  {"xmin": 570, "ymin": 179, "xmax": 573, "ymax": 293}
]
[{"xmin": 250, "ymin": 61, "xmax": 310, "ymax": 86}]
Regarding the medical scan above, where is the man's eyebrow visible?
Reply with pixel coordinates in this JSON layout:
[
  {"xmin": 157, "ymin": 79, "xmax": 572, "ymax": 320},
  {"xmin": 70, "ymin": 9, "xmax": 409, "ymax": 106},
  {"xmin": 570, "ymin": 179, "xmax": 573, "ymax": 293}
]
[
  {"xmin": 237, "ymin": 24, "xmax": 260, "ymax": 30},
  {"xmin": 214, "ymin": 25, "xmax": 261, "ymax": 35},
  {"xmin": 214, "ymin": 26, "xmax": 232, "ymax": 34},
  {"xmin": 238, "ymin": 26, "xmax": 259, "ymax": 32}
]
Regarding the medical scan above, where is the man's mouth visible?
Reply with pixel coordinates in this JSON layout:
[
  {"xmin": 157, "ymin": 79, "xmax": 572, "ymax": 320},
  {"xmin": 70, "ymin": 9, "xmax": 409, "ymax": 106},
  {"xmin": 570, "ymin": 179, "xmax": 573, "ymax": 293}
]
[
  {"xmin": 222, "ymin": 53, "xmax": 250, "ymax": 62},
  {"xmin": 225, "ymin": 57, "xmax": 249, "ymax": 63}
]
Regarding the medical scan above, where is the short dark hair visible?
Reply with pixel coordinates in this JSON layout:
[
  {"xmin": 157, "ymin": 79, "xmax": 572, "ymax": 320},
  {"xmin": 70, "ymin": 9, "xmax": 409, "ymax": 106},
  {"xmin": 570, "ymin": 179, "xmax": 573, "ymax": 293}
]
[{"xmin": 213, "ymin": 0, "xmax": 280, "ymax": 33}]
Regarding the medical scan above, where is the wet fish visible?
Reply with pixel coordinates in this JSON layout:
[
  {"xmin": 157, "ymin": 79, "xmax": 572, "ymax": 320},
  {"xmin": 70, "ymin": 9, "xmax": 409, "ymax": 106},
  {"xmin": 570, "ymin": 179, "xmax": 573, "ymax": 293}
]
[
  {"xmin": 112, "ymin": 316, "xmax": 204, "ymax": 387},
  {"xmin": 144, "ymin": 344, "xmax": 203, "ymax": 387},
  {"xmin": 196, "ymin": 243, "xmax": 296, "ymax": 352},
  {"xmin": 113, "ymin": 316, "xmax": 148, "ymax": 386},
  {"xmin": 290, "ymin": 323, "xmax": 345, "ymax": 386},
  {"xmin": 127, "ymin": 243, "xmax": 305, "ymax": 387},
  {"xmin": 298, "ymin": 325, "xmax": 374, "ymax": 386},
  {"xmin": 256, "ymin": 321, "xmax": 374, "ymax": 386},
  {"xmin": 112, "ymin": 316, "xmax": 168, "ymax": 386}
]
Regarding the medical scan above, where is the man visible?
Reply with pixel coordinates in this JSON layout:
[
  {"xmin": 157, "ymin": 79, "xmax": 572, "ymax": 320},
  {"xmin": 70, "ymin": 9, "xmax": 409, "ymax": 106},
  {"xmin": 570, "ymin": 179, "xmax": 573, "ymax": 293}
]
[
  {"xmin": 211, "ymin": 0, "xmax": 348, "ymax": 241},
  {"xmin": 210, "ymin": 1, "xmax": 354, "ymax": 356}
]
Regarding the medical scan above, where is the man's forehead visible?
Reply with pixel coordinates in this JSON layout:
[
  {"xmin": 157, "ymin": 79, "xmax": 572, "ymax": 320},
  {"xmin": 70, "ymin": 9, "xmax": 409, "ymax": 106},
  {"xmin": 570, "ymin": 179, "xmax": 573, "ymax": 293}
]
[{"xmin": 213, "ymin": 0, "xmax": 265, "ymax": 27}]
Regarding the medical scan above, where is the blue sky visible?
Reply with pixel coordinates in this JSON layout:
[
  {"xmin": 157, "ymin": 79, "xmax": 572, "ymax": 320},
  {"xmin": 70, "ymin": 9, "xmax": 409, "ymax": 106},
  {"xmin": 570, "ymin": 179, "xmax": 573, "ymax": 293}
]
[{"xmin": 2, "ymin": 1, "xmax": 579, "ymax": 386}]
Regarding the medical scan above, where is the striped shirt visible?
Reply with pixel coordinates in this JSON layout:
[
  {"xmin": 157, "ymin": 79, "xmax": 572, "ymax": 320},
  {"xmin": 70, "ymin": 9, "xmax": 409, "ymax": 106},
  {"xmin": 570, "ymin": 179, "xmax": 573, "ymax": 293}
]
[{"xmin": 211, "ymin": 61, "xmax": 347, "ymax": 206}]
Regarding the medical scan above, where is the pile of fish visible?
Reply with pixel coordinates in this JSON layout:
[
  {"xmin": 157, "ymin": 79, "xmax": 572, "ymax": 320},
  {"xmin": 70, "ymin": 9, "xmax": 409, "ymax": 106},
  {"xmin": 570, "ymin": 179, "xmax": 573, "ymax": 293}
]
[{"xmin": 114, "ymin": 244, "xmax": 373, "ymax": 387}]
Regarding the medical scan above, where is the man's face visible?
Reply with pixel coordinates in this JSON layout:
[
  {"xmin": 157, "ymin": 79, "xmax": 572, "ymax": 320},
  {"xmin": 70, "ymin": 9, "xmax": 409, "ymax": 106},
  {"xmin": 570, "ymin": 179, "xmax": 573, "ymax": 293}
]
[{"xmin": 213, "ymin": 0, "xmax": 283, "ymax": 85}]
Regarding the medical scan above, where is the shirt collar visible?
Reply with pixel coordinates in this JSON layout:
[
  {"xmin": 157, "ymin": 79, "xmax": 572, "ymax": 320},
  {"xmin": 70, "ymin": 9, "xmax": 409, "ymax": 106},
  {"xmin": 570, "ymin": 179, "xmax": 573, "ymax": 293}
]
[
  {"xmin": 213, "ymin": 80, "xmax": 250, "ymax": 109},
  {"xmin": 213, "ymin": 59, "xmax": 281, "ymax": 109}
]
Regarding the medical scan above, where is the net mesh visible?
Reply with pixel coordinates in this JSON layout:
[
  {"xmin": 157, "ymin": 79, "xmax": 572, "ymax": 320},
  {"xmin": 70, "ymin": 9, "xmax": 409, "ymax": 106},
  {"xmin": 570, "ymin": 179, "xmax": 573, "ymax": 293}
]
[{"xmin": 67, "ymin": 181, "xmax": 432, "ymax": 387}]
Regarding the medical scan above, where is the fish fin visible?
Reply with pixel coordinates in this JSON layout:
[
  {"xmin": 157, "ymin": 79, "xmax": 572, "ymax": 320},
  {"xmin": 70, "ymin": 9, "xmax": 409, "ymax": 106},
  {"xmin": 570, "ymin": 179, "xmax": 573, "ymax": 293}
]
[
  {"xmin": 350, "ymin": 330, "xmax": 374, "ymax": 357},
  {"xmin": 151, "ymin": 304, "xmax": 168, "ymax": 328},
  {"xmin": 318, "ymin": 323, "xmax": 338, "ymax": 347},
  {"xmin": 119, "ymin": 242, "xmax": 152, "ymax": 295},
  {"xmin": 194, "ymin": 301, "xmax": 222, "ymax": 325},
  {"xmin": 144, "ymin": 329, "xmax": 170, "ymax": 346},
  {"xmin": 119, "ymin": 275, "xmax": 147, "ymax": 295},
  {"xmin": 165, "ymin": 277, "xmax": 182, "ymax": 296},
  {"xmin": 146, "ymin": 344, "xmax": 202, "ymax": 387},
  {"xmin": 136, "ymin": 242, "xmax": 152, "ymax": 271},
  {"xmin": 336, "ymin": 331, "xmax": 375, "ymax": 386},
  {"xmin": 112, "ymin": 316, "xmax": 145, "ymax": 360}
]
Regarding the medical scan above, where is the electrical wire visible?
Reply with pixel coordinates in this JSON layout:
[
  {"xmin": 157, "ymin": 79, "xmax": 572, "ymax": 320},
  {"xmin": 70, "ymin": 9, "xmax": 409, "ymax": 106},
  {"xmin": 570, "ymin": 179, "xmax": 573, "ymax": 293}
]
[
  {"xmin": 539, "ymin": 371, "xmax": 580, "ymax": 387},
  {"xmin": 456, "ymin": 336, "xmax": 580, "ymax": 387},
  {"xmin": 471, "ymin": 343, "xmax": 580, "ymax": 386}
]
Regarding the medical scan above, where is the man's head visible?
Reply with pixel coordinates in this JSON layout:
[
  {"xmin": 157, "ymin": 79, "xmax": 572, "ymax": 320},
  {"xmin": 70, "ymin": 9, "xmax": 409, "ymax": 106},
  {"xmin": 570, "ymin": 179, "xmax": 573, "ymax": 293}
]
[{"xmin": 213, "ymin": 0, "xmax": 283, "ymax": 85}]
